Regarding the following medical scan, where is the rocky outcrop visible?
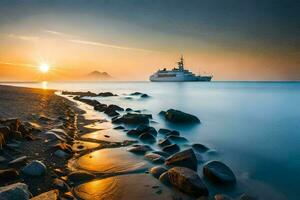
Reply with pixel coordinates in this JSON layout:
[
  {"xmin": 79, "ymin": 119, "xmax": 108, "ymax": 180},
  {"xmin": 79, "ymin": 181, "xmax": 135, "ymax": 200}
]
[
  {"xmin": 165, "ymin": 149, "xmax": 198, "ymax": 171},
  {"xmin": 0, "ymin": 182, "xmax": 30, "ymax": 200},
  {"xmin": 98, "ymin": 92, "xmax": 117, "ymax": 97},
  {"xmin": 203, "ymin": 161, "xmax": 236, "ymax": 185},
  {"xmin": 161, "ymin": 109, "xmax": 200, "ymax": 124},
  {"xmin": 167, "ymin": 167, "xmax": 208, "ymax": 197}
]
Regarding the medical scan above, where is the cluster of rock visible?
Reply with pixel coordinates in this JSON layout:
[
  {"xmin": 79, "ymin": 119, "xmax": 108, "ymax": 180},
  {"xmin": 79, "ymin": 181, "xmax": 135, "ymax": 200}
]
[
  {"xmin": 130, "ymin": 92, "xmax": 150, "ymax": 98},
  {"xmin": 62, "ymin": 90, "xmax": 117, "ymax": 97},
  {"xmin": 159, "ymin": 109, "xmax": 201, "ymax": 124}
]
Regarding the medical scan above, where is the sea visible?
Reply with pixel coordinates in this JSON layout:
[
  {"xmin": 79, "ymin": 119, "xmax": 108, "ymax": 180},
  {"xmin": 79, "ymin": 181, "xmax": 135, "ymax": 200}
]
[{"xmin": 3, "ymin": 81, "xmax": 300, "ymax": 199}]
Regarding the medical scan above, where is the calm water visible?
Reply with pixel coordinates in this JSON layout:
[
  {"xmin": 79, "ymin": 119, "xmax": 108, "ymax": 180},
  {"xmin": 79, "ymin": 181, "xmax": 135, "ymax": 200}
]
[{"xmin": 4, "ymin": 81, "xmax": 300, "ymax": 199}]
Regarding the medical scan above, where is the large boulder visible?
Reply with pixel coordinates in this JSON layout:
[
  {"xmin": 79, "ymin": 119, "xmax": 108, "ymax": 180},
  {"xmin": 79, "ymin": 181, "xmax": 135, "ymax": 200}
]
[
  {"xmin": 98, "ymin": 92, "xmax": 116, "ymax": 97},
  {"xmin": 31, "ymin": 190, "xmax": 59, "ymax": 200},
  {"xmin": 167, "ymin": 135, "xmax": 188, "ymax": 143},
  {"xmin": 203, "ymin": 161, "xmax": 236, "ymax": 184},
  {"xmin": 162, "ymin": 144, "xmax": 180, "ymax": 154},
  {"xmin": 22, "ymin": 160, "xmax": 46, "ymax": 176},
  {"xmin": 167, "ymin": 167, "xmax": 208, "ymax": 197},
  {"xmin": 150, "ymin": 166, "xmax": 167, "ymax": 179},
  {"xmin": 139, "ymin": 132, "xmax": 156, "ymax": 143},
  {"xmin": 162, "ymin": 109, "xmax": 200, "ymax": 124},
  {"xmin": 0, "ymin": 182, "xmax": 30, "ymax": 200},
  {"xmin": 165, "ymin": 148, "xmax": 198, "ymax": 171},
  {"xmin": 144, "ymin": 153, "xmax": 165, "ymax": 164},
  {"xmin": 192, "ymin": 143, "xmax": 209, "ymax": 153},
  {"xmin": 158, "ymin": 138, "xmax": 171, "ymax": 147},
  {"xmin": 112, "ymin": 113, "xmax": 152, "ymax": 124}
]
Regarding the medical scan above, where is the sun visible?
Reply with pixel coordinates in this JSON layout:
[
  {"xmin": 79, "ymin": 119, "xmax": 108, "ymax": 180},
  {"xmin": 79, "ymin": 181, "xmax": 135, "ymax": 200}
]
[{"xmin": 39, "ymin": 63, "xmax": 50, "ymax": 73}]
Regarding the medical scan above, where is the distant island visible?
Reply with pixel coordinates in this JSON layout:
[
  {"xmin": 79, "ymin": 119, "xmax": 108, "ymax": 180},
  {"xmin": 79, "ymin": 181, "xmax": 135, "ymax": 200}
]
[{"xmin": 84, "ymin": 71, "xmax": 113, "ymax": 81}]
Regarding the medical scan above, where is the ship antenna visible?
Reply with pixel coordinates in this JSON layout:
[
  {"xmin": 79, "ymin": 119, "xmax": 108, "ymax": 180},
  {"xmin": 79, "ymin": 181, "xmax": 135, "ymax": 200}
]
[{"xmin": 179, "ymin": 54, "xmax": 184, "ymax": 71}]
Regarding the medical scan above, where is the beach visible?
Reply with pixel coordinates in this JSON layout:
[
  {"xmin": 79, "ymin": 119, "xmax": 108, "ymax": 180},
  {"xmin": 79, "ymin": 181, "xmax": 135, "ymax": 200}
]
[{"xmin": 0, "ymin": 82, "xmax": 299, "ymax": 200}]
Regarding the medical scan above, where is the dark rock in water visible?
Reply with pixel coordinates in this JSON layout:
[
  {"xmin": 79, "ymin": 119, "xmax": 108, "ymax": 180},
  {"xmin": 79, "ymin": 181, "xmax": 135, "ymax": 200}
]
[
  {"xmin": 139, "ymin": 132, "xmax": 156, "ymax": 143},
  {"xmin": 136, "ymin": 124, "xmax": 150, "ymax": 133},
  {"xmin": 159, "ymin": 172, "xmax": 171, "ymax": 185},
  {"xmin": 67, "ymin": 171, "xmax": 95, "ymax": 185},
  {"xmin": 141, "ymin": 94, "xmax": 149, "ymax": 98},
  {"xmin": 165, "ymin": 148, "xmax": 198, "ymax": 171},
  {"xmin": 158, "ymin": 111, "xmax": 166, "ymax": 116},
  {"xmin": 62, "ymin": 91, "xmax": 97, "ymax": 97},
  {"xmin": 158, "ymin": 128, "xmax": 171, "ymax": 134},
  {"xmin": 163, "ymin": 109, "xmax": 200, "ymax": 124},
  {"xmin": 203, "ymin": 161, "xmax": 236, "ymax": 185},
  {"xmin": 167, "ymin": 167, "xmax": 209, "ymax": 197},
  {"xmin": 192, "ymin": 143, "xmax": 209, "ymax": 153},
  {"xmin": 127, "ymin": 145, "xmax": 152, "ymax": 155},
  {"xmin": 112, "ymin": 113, "xmax": 152, "ymax": 124},
  {"xmin": 162, "ymin": 144, "xmax": 180, "ymax": 154},
  {"xmin": 150, "ymin": 166, "xmax": 167, "ymax": 179},
  {"xmin": 31, "ymin": 189, "xmax": 59, "ymax": 200},
  {"xmin": 98, "ymin": 92, "xmax": 117, "ymax": 97},
  {"xmin": 127, "ymin": 129, "xmax": 142, "ymax": 137},
  {"xmin": 114, "ymin": 126, "xmax": 125, "ymax": 130},
  {"xmin": 9, "ymin": 156, "xmax": 27, "ymax": 167},
  {"xmin": 52, "ymin": 178, "xmax": 69, "ymax": 192},
  {"xmin": 22, "ymin": 160, "xmax": 46, "ymax": 176},
  {"xmin": 94, "ymin": 104, "xmax": 107, "ymax": 112},
  {"xmin": 0, "ymin": 182, "xmax": 30, "ymax": 200},
  {"xmin": 158, "ymin": 138, "xmax": 172, "ymax": 147},
  {"xmin": 215, "ymin": 194, "xmax": 233, "ymax": 200},
  {"xmin": 125, "ymin": 108, "xmax": 133, "ymax": 112},
  {"xmin": 0, "ymin": 169, "xmax": 19, "ymax": 182},
  {"xmin": 238, "ymin": 194, "xmax": 257, "ymax": 200},
  {"xmin": 106, "ymin": 104, "xmax": 124, "ymax": 112},
  {"xmin": 130, "ymin": 92, "xmax": 142, "ymax": 96},
  {"xmin": 104, "ymin": 110, "xmax": 119, "ymax": 117},
  {"xmin": 144, "ymin": 153, "xmax": 165, "ymax": 164},
  {"xmin": 167, "ymin": 135, "xmax": 188, "ymax": 143},
  {"xmin": 166, "ymin": 130, "xmax": 180, "ymax": 136},
  {"xmin": 151, "ymin": 151, "xmax": 170, "ymax": 158}
]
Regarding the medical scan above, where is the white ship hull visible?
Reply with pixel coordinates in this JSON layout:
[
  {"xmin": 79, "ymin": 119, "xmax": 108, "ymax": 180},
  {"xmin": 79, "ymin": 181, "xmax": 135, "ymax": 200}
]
[{"xmin": 150, "ymin": 75, "xmax": 211, "ymax": 82}]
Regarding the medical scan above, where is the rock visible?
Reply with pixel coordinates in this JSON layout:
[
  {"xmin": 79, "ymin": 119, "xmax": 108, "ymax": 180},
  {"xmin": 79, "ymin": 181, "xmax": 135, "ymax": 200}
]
[
  {"xmin": 0, "ymin": 169, "xmax": 19, "ymax": 182},
  {"xmin": 165, "ymin": 148, "xmax": 198, "ymax": 171},
  {"xmin": 0, "ymin": 183, "xmax": 30, "ymax": 200},
  {"xmin": 31, "ymin": 189, "xmax": 59, "ymax": 200},
  {"xmin": 127, "ymin": 129, "xmax": 142, "ymax": 137},
  {"xmin": 1, "ymin": 118, "xmax": 21, "ymax": 132},
  {"xmin": 141, "ymin": 94, "xmax": 149, "ymax": 98},
  {"xmin": 136, "ymin": 124, "xmax": 150, "ymax": 133},
  {"xmin": 203, "ymin": 161, "xmax": 236, "ymax": 184},
  {"xmin": 150, "ymin": 166, "xmax": 167, "ymax": 179},
  {"xmin": 215, "ymin": 194, "xmax": 233, "ymax": 200},
  {"xmin": 0, "ymin": 156, "xmax": 7, "ymax": 163},
  {"xmin": 125, "ymin": 108, "xmax": 133, "ymax": 111},
  {"xmin": 163, "ymin": 109, "xmax": 200, "ymax": 124},
  {"xmin": 151, "ymin": 151, "xmax": 170, "ymax": 158},
  {"xmin": 167, "ymin": 135, "xmax": 188, "ymax": 143},
  {"xmin": 158, "ymin": 138, "xmax": 172, "ymax": 147},
  {"xmin": 159, "ymin": 171, "xmax": 170, "ymax": 185},
  {"xmin": 238, "ymin": 194, "xmax": 257, "ymax": 200},
  {"xmin": 22, "ymin": 160, "xmax": 46, "ymax": 176},
  {"xmin": 139, "ymin": 132, "xmax": 156, "ymax": 143},
  {"xmin": 192, "ymin": 143, "xmax": 209, "ymax": 152},
  {"xmin": 67, "ymin": 171, "xmax": 96, "ymax": 185},
  {"xmin": 54, "ymin": 150, "xmax": 70, "ymax": 158},
  {"xmin": 127, "ymin": 145, "xmax": 152, "ymax": 155},
  {"xmin": 144, "ymin": 153, "xmax": 165, "ymax": 164},
  {"xmin": 98, "ymin": 92, "xmax": 116, "ymax": 97},
  {"xmin": 112, "ymin": 113, "xmax": 151, "ymax": 124},
  {"xmin": 145, "ymin": 127, "xmax": 157, "ymax": 136},
  {"xmin": 94, "ymin": 104, "xmax": 107, "ymax": 112},
  {"xmin": 158, "ymin": 128, "xmax": 171, "ymax": 134},
  {"xmin": 167, "ymin": 167, "xmax": 209, "ymax": 197},
  {"xmin": 162, "ymin": 144, "xmax": 180, "ymax": 154},
  {"xmin": 114, "ymin": 126, "xmax": 125, "ymax": 130},
  {"xmin": 166, "ymin": 130, "xmax": 180, "ymax": 136},
  {"xmin": 45, "ymin": 132, "xmax": 66, "ymax": 142},
  {"xmin": 0, "ymin": 125, "xmax": 10, "ymax": 137},
  {"xmin": 105, "ymin": 110, "xmax": 119, "ymax": 117},
  {"xmin": 51, "ymin": 142, "xmax": 73, "ymax": 154},
  {"xmin": 53, "ymin": 178, "xmax": 69, "ymax": 192},
  {"xmin": 130, "ymin": 92, "xmax": 142, "ymax": 95}
]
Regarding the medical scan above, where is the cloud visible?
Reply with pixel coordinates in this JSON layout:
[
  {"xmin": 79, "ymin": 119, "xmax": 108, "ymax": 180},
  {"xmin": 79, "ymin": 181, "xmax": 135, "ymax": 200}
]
[
  {"xmin": 0, "ymin": 62, "xmax": 35, "ymax": 68},
  {"xmin": 68, "ymin": 39, "xmax": 159, "ymax": 53},
  {"xmin": 8, "ymin": 34, "xmax": 39, "ymax": 42},
  {"xmin": 43, "ymin": 30, "xmax": 75, "ymax": 38}
]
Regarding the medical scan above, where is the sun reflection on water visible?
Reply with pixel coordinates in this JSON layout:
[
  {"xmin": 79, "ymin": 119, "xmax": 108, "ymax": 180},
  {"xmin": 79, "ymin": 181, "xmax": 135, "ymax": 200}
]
[{"xmin": 41, "ymin": 81, "xmax": 48, "ymax": 89}]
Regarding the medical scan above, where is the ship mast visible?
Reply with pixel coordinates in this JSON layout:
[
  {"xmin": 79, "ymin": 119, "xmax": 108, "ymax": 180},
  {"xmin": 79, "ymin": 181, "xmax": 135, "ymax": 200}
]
[{"xmin": 178, "ymin": 55, "xmax": 184, "ymax": 71}]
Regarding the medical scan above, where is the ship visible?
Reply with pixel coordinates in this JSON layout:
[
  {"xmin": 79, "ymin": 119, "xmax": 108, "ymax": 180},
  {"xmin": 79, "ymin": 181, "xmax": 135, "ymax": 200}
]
[{"xmin": 149, "ymin": 56, "xmax": 212, "ymax": 82}]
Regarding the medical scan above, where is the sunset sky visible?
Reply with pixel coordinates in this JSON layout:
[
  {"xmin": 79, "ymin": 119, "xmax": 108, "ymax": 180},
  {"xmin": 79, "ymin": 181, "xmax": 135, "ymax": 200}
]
[{"xmin": 0, "ymin": 0, "xmax": 299, "ymax": 81}]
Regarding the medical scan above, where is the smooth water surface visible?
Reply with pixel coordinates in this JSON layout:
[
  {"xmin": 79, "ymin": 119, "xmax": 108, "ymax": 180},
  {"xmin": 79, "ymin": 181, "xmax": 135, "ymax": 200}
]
[{"xmin": 3, "ymin": 81, "xmax": 300, "ymax": 199}]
